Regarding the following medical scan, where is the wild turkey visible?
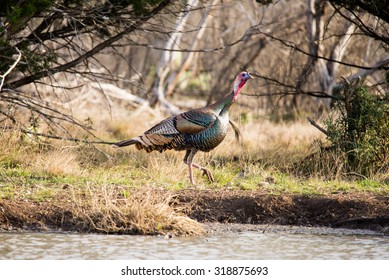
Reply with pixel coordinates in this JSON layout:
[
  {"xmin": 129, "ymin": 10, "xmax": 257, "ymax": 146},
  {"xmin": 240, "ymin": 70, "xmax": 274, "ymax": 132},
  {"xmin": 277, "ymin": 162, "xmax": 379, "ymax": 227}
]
[{"xmin": 115, "ymin": 71, "xmax": 253, "ymax": 184}]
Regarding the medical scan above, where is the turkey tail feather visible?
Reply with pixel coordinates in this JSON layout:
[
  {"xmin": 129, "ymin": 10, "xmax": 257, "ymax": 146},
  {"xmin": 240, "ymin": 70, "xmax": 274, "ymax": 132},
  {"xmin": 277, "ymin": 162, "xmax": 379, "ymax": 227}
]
[{"xmin": 114, "ymin": 139, "xmax": 138, "ymax": 147}]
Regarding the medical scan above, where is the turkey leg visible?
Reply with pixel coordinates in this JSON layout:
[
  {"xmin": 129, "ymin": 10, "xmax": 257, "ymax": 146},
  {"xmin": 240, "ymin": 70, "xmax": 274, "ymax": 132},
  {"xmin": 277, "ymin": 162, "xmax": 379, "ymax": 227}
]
[{"xmin": 184, "ymin": 149, "xmax": 214, "ymax": 185}]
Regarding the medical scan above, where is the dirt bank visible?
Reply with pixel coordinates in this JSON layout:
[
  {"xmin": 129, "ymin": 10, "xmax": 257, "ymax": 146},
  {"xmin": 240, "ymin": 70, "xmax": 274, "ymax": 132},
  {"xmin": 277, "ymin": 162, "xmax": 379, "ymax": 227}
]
[
  {"xmin": 177, "ymin": 190, "xmax": 389, "ymax": 232},
  {"xmin": 1, "ymin": 190, "xmax": 388, "ymax": 233}
]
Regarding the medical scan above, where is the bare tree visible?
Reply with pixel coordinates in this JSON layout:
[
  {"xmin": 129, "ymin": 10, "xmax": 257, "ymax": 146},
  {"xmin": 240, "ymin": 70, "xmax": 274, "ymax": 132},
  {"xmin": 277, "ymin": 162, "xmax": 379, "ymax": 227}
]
[
  {"xmin": 149, "ymin": 0, "xmax": 200, "ymax": 114},
  {"xmin": 244, "ymin": 0, "xmax": 389, "ymax": 115},
  {"xmin": 293, "ymin": 0, "xmax": 357, "ymax": 110},
  {"xmin": 329, "ymin": 0, "xmax": 389, "ymax": 46},
  {"xmin": 1, "ymin": 0, "xmax": 388, "ymax": 142},
  {"xmin": 0, "ymin": 0, "xmax": 190, "ymax": 140}
]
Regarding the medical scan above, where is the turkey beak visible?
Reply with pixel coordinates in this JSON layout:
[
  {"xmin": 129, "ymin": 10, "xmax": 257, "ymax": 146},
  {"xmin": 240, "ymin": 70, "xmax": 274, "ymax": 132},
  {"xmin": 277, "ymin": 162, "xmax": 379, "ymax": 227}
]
[{"xmin": 248, "ymin": 73, "xmax": 254, "ymax": 80}]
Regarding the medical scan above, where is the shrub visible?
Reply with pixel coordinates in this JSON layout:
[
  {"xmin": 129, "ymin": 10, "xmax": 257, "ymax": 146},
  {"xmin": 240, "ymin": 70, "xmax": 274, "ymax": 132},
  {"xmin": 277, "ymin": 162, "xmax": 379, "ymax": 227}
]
[{"xmin": 324, "ymin": 77, "xmax": 389, "ymax": 177}]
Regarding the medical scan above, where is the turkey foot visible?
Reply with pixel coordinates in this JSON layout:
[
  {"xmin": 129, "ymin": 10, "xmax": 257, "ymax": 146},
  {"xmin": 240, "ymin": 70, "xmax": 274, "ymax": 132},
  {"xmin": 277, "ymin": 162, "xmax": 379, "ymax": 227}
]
[
  {"xmin": 192, "ymin": 163, "xmax": 214, "ymax": 182},
  {"xmin": 187, "ymin": 163, "xmax": 214, "ymax": 185}
]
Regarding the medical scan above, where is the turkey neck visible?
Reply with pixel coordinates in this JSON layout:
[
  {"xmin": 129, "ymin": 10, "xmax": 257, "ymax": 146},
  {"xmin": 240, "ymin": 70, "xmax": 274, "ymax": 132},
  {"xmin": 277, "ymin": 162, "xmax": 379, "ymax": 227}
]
[{"xmin": 209, "ymin": 91, "xmax": 235, "ymax": 117}]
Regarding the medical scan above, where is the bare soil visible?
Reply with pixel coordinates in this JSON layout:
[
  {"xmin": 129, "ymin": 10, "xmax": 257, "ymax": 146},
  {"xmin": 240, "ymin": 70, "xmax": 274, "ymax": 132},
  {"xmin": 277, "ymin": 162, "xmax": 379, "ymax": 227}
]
[
  {"xmin": 1, "ymin": 190, "xmax": 388, "ymax": 234},
  {"xmin": 176, "ymin": 189, "xmax": 389, "ymax": 232}
]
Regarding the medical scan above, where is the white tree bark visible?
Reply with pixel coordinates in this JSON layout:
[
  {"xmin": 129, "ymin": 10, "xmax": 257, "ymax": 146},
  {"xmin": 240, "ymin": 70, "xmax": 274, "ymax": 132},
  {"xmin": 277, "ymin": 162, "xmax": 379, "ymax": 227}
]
[
  {"xmin": 300, "ymin": 1, "xmax": 357, "ymax": 109},
  {"xmin": 150, "ymin": 0, "xmax": 199, "ymax": 114},
  {"xmin": 0, "ymin": 47, "xmax": 21, "ymax": 93},
  {"xmin": 165, "ymin": 0, "xmax": 218, "ymax": 97},
  {"xmin": 320, "ymin": 20, "xmax": 356, "ymax": 96}
]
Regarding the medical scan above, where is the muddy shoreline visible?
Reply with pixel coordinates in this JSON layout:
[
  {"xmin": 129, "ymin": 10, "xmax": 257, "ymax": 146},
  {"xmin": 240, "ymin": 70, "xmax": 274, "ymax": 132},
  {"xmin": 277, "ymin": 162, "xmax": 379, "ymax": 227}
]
[
  {"xmin": 1, "ymin": 190, "xmax": 388, "ymax": 234},
  {"xmin": 178, "ymin": 190, "xmax": 389, "ymax": 233}
]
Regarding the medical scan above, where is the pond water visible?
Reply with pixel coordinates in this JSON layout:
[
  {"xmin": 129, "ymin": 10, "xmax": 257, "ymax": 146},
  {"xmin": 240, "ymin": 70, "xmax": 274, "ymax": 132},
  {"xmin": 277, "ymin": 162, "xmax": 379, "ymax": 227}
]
[{"xmin": 0, "ymin": 225, "xmax": 388, "ymax": 259}]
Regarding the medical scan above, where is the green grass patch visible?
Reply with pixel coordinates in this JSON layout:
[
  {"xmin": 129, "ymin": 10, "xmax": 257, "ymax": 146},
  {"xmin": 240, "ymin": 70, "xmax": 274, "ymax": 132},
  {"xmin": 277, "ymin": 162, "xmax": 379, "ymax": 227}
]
[{"xmin": 1, "ymin": 158, "xmax": 388, "ymax": 201}]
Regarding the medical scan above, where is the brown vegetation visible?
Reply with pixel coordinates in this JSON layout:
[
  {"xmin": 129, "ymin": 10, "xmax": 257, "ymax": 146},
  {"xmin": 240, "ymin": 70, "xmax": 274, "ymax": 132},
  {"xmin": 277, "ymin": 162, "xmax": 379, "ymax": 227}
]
[
  {"xmin": 1, "ymin": 117, "xmax": 388, "ymax": 235},
  {"xmin": 1, "ymin": 1, "xmax": 388, "ymax": 236},
  {"xmin": 0, "ymin": 187, "xmax": 204, "ymax": 236},
  {"xmin": 1, "ymin": 189, "xmax": 388, "ymax": 235}
]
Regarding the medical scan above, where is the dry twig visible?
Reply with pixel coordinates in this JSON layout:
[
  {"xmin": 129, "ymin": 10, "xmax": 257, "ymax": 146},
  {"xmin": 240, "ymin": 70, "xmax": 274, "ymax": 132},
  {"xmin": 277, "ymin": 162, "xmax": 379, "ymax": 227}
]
[{"xmin": 306, "ymin": 116, "xmax": 328, "ymax": 136}]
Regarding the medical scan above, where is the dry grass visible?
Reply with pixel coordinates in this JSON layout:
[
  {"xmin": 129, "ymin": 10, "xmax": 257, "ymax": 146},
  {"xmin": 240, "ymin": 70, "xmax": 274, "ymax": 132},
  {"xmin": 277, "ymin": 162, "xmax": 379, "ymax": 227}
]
[
  {"xmin": 33, "ymin": 148, "xmax": 80, "ymax": 176},
  {"xmin": 0, "ymin": 128, "xmax": 205, "ymax": 235},
  {"xmin": 104, "ymin": 108, "xmax": 326, "ymax": 173},
  {"xmin": 0, "ymin": 129, "xmax": 80, "ymax": 176},
  {"xmin": 71, "ymin": 185, "xmax": 204, "ymax": 236},
  {"xmin": 1, "ymin": 107, "xmax": 387, "ymax": 235},
  {"xmin": 220, "ymin": 119, "xmax": 325, "ymax": 163}
]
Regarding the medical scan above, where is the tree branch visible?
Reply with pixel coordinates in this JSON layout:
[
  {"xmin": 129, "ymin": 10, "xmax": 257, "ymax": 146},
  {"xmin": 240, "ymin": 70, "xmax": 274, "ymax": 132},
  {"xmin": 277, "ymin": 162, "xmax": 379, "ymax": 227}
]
[
  {"xmin": 7, "ymin": 0, "xmax": 171, "ymax": 90},
  {"xmin": 1, "ymin": 126, "xmax": 116, "ymax": 145},
  {"xmin": 253, "ymin": 28, "xmax": 389, "ymax": 71},
  {"xmin": 306, "ymin": 116, "xmax": 328, "ymax": 136},
  {"xmin": 0, "ymin": 47, "xmax": 22, "ymax": 92}
]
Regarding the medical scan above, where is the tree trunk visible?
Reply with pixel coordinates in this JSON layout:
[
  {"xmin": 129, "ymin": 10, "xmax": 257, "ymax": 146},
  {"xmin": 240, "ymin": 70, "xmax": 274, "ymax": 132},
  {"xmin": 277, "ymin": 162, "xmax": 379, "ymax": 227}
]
[{"xmin": 149, "ymin": 0, "xmax": 199, "ymax": 114}]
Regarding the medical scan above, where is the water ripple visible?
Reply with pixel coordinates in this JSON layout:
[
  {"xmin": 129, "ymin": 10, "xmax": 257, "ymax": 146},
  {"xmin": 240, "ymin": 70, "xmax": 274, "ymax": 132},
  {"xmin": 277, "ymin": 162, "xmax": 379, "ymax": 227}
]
[{"xmin": 0, "ymin": 229, "xmax": 388, "ymax": 260}]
